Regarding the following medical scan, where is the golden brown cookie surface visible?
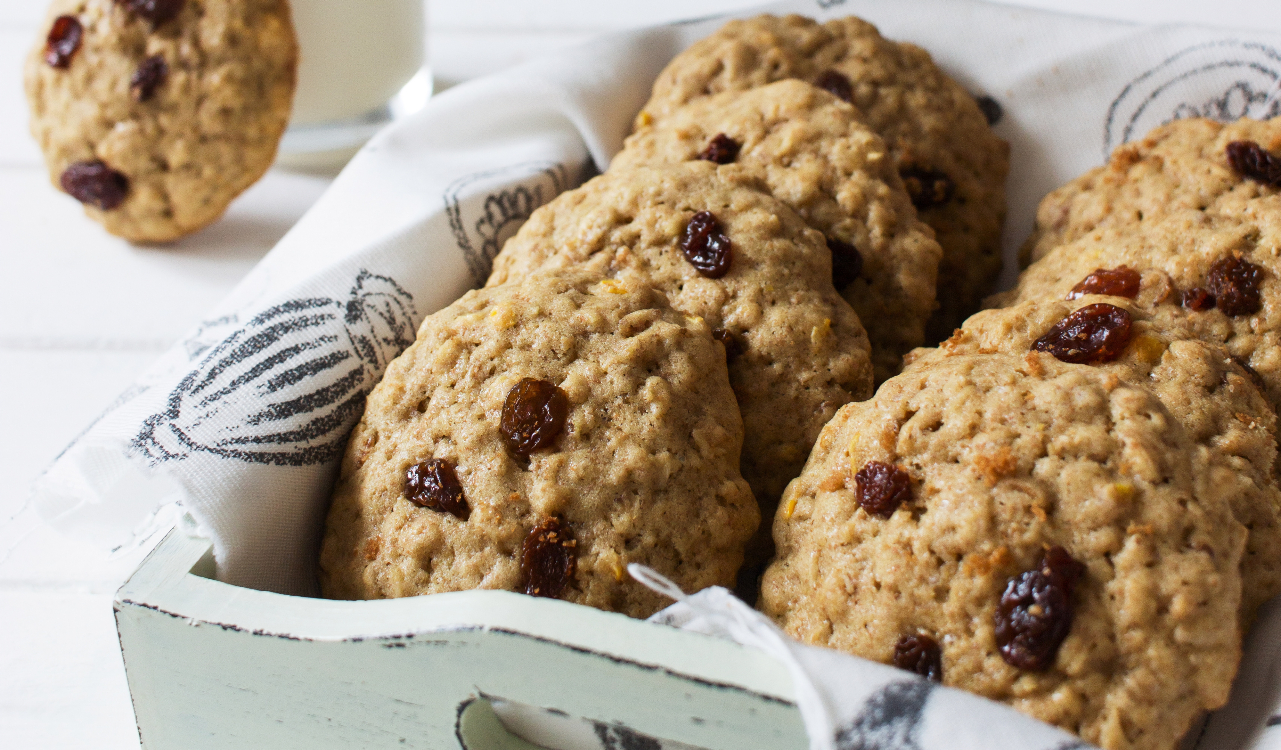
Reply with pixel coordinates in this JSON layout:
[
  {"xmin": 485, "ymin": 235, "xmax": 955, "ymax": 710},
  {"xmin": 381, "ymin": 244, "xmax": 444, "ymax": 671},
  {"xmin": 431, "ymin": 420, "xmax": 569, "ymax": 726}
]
[
  {"xmin": 488, "ymin": 161, "xmax": 874, "ymax": 508},
  {"xmin": 761, "ymin": 352, "xmax": 1245, "ymax": 750},
  {"xmin": 1022, "ymin": 117, "xmax": 1281, "ymax": 265},
  {"xmin": 320, "ymin": 269, "xmax": 757, "ymax": 617},
  {"xmin": 639, "ymin": 13, "xmax": 1008, "ymax": 339},
  {"xmin": 907, "ymin": 296, "xmax": 1281, "ymax": 623},
  {"xmin": 615, "ymin": 80, "xmax": 941, "ymax": 381}
]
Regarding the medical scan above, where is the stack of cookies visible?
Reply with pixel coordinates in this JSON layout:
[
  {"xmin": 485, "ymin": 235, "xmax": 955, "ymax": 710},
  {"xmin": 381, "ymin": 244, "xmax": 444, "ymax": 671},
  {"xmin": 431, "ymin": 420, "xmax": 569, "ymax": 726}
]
[
  {"xmin": 319, "ymin": 14, "xmax": 1007, "ymax": 616},
  {"xmin": 761, "ymin": 117, "xmax": 1281, "ymax": 750}
]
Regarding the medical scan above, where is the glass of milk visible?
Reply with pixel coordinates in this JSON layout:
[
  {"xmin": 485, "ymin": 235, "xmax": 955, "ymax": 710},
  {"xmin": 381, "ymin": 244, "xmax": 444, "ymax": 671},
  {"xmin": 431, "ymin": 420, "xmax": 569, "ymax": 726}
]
[{"xmin": 278, "ymin": 0, "xmax": 431, "ymax": 168}]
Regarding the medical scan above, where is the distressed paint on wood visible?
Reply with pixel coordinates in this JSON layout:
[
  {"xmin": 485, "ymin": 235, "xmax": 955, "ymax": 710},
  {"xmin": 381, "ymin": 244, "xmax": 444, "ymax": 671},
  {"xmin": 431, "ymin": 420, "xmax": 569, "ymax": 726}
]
[{"xmin": 114, "ymin": 531, "xmax": 808, "ymax": 750}]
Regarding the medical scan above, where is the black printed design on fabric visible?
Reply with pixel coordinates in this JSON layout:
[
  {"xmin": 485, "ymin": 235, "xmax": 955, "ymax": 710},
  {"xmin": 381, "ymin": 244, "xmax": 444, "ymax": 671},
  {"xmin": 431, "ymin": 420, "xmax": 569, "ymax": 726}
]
[
  {"xmin": 445, "ymin": 161, "xmax": 572, "ymax": 286},
  {"xmin": 834, "ymin": 680, "xmax": 934, "ymax": 750},
  {"xmin": 591, "ymin": 722, "xmax": 662, "ymax": 750},
  {"xmin": 1105, "ymin": 40, "xmax": 1281, "ymax": 156},
  {"xmin": 132, "ymin": 271, "xmax": 416, "ymax": 466}
]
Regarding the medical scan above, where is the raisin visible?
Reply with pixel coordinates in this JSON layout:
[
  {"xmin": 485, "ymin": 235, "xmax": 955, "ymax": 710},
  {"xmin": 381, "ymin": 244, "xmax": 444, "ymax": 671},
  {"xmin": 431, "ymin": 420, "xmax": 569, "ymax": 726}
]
[
  {"xmin": 1066, "ymin": 266, "xmax": 1140, "ymax": 300},
  {"xmin": 130, "ymin": 55, "xmax": 168, "ymax": 102},
  {"xmin": 900, "ymin": 167, "xmax": 955, "ymax": 210},
  {"xmin": 501, "ymin": 378, "xmax": 570, "ymax": 458},
  {"xmin": 1180, "ymin": 287, "xmax": 1215, "ymax": 311},
  {"xmin": 854, "ymin": 461, "xmax": 912, "ymax": 517},
  {"xmin": 60, "ymin": 161, "xmax": 129, "ymax": 210},
  {"xmin": 975, "ymin": 95, "xmax": 1003, "ymax": 126},
  {"xmin": 1031, "ymin": 303, "xmax": 1132, "ymax": 364},
  {"xmin": 117, "ymin": 0, "xmax": 185, "ymax": 26},
  {"xmin": 1227, "ymin": 140, "xmax": 1281, "ymax": 188},
  {"xmin": 522, "ymin": 517, "xmax": 576, "ymax": 598},
  {"xmin": 404, "ymin": 458, "xmax": 469, "ymax": 520},
  {"xmin": 814, "ymin": 69, "xmax": 853, "ymax": 103},
  {"xmin": 1206, "ymin": 255, "xmax": 1265, "ymax": 317},
  {"xmin": 698, "ymin": 133, "xmax": 740, "ymax": 165},
  {"xmin": 892, "ymin": 634, "xmax": 943, "ymax": 682},
  {"xmin": 995, "ymin": 546, "xmax": 1084, "ymax": 671},
  {"xmin": 712, "ymin": 328, "xmax": 744, "ymax": 360},
  {"xmin": 828, "ymin": 236, "xmax": 864, "ymax": 289},
  {"xmin": 45, "ymin": 15, "xmax": 83, "ymax": 68},
  {"xmin": 680, "ymin": 211, "xmax": 732, "ymax": 278}
]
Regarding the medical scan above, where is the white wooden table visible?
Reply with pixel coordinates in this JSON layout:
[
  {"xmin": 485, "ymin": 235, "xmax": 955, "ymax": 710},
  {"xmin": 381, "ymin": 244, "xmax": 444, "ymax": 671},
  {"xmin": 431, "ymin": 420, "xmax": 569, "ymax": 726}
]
[{"xmin": 1, "ymin": 0, "xmax": 1276, "ymax": 747}]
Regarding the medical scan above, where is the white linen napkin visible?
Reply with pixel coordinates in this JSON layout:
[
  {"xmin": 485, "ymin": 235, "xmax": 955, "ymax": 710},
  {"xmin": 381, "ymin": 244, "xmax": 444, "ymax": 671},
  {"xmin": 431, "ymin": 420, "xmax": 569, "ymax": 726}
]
[{"xmin": 15, "ymin": 0, "xmax": 1281, "ymax": 747}]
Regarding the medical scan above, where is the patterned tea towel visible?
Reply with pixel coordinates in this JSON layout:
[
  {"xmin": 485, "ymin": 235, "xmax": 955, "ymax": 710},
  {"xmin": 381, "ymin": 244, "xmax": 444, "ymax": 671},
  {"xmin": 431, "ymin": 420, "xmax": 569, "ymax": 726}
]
[{"xmin": 12, "ymin": 0, "xmax": 1281, "ymax": 746}]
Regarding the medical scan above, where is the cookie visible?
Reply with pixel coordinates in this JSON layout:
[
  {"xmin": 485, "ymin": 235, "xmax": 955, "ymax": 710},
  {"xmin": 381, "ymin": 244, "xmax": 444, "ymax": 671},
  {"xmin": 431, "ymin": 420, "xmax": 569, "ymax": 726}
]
[
  {"xmin": 486, "ymin": 161, "xmax": 874, "ymax": 508},
  {"xmin": 637, "ymin": 13, "xmax": 1008, "ymax": 338},
  {"xmin": 760, "ymin": 352, "xmax": 1246, "ymax": 750},
  {"xmin": 319, "ymin": 269, "xmax": 758, "ymax": 618},
  {"xmin": 996, "ymin": 209, "xmax": 1281, "ymax": 416},
  {"xmin": 1022, "ymin": 117, "xmax": 1281, "ymax": 265},
  {"xmin": 24, "ymin": 0, "xmax": 297, "ymax": 243},
  {"xmin": 613, "ymin": 80, "xmax": 942, "ymax": 381},
  {"xmin": 905, "ymin": 296, "xmax": 1281, "ymax": 622}
]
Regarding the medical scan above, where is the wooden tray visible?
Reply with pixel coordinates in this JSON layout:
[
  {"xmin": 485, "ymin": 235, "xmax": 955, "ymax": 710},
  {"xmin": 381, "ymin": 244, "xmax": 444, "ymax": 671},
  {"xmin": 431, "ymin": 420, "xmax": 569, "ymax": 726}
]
[{"xmin": 114, "ymin": 529, "xmax": 807, "ymax": 750}]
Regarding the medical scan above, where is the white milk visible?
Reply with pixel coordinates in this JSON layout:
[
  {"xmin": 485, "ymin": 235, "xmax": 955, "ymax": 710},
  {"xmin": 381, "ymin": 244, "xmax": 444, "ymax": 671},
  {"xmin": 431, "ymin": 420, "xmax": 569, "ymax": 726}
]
[{"xmin": 289, "ymin": 0, "xmax": 426, "ymax": 126}]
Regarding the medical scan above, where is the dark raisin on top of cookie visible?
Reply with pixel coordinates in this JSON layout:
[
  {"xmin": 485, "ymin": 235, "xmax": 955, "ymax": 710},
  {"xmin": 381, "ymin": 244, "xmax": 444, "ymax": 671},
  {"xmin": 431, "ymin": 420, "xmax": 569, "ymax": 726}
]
[
  {"xmin": 1180, "ymin": 287, "xmax": 1215, "ymax": 312},
  {"xmin": 404, "ymin": 458, "xmax": 470, "ymax": 520},
  {"xmin": 1226, "ymin": 140, "xmax": 1281, "ymax": 188},
  {"xmin": 60, "ymin": 161, "xmax": 129, "ymax": 210},
  {"xmin": 680, "ymin": 211, "xmax": 732, "ymax": 278},
  {"xmin": 893, "ymin": 633, "xmax": 943, "ymax": 682},
  {"xmin": 814, "ymin": 69, "xmax": 853, "ymax": 103},
  {"xmin": 899, "ymin": 166, "xmax": 955, "ymax": 210},
  {"xmin": 854, "ymin": 461, "xmax": 912, "ymax": 518},
  {"xmin": 1031, "ymin": 303, "xmax": 1132, "ymax": 365},
  {"xmin": 1206, "ymin": 255, "xmax": 1265, "ymax": 317},
  {"xmin": 44, "ymin": 15, "xmax": 83, "ymax": 69},
  {"xmin": 130, "ymin": 55, "xmax": 169, "ymax": 103},
  {"xmin": 501, "ymin": 378, "xmax": 570, "ymax": 459},
  {"xmin": 1067, "ymin": 266, "xmax": 1140, "ymax": 300},
  {"xmin": 521, "ymin": 516, "xmax": 576, "ymax": 598},
  {"xmin": 827, "ymin": 236, "xmax": 864, "ymax": 289},
  {"xmin": 116, "ymin": 0, "xmax": 186, "ymax": 27},
  {"xmin": 698, "ymin": 133, "xmax": 740, "ymax": 165},
  {"xmin": 994, "ymin": 546, "xmax": 1084, "ymax": 671}
]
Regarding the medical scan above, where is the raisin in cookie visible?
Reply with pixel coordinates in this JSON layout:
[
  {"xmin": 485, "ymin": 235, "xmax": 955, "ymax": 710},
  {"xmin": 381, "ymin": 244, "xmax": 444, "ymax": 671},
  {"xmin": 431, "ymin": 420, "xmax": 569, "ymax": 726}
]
[
  {"xmin": 24, "ymin": 0, "xmax": 297, "ymax": 243},
  {"xmin": 1022, "ymin": 117, "xmax": 1281, "ymax": 265},
  {"xmin": 638, "ymin": 14, "xmax": 1008, "ymax": 338},
  {"xmin": 996, "ymin": 209, "xmax": 1281, "ymax": 415},
  {"xmin": 319, "ymin": 269, "xmax": 758, "ymax": 617},
  {"xmin": 760, "ymin": 352, "xmax": 1246, "ymax": 750},
  {"xmin": 487, "ymin": 161, "xmax": 874, "ymax": 508},
  {"xmin": 905, "ymin": 296, "xmax": 1281, "ymax": 623},
  {"xmin": 613, "ymin": 80, "xmax": 942, "ymax": 381}
]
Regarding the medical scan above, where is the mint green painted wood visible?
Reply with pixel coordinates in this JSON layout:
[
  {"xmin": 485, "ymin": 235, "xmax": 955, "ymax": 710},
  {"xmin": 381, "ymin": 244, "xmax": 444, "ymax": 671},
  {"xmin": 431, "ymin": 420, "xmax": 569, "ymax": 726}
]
[{"xmin": 114, "ymin": 530, "xmax": 808, "ymax": 750}]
